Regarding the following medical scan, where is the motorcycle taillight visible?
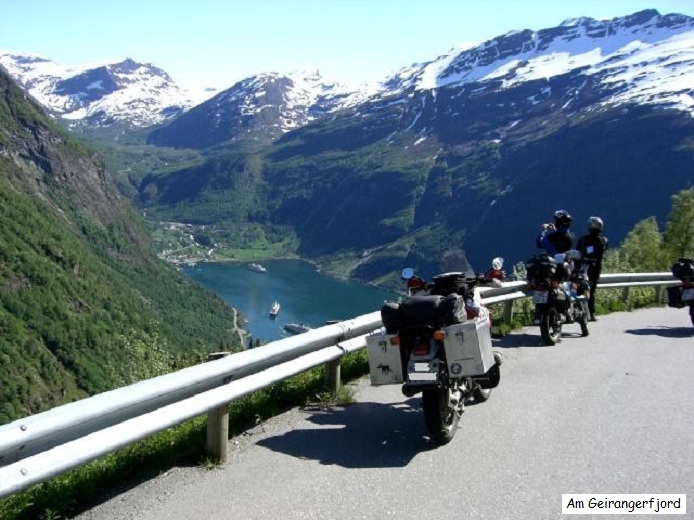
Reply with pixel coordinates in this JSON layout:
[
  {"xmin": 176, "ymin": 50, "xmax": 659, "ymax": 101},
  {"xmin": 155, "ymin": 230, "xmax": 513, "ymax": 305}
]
[{"xmin": 413, "ymin": 339, "xmax": 429, "ymax": 356}]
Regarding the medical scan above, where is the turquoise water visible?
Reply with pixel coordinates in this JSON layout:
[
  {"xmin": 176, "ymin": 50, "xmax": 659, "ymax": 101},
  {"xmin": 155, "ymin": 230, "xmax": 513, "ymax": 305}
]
[{"xmin": 183, "ymin": 259, "xmax": 400, "ymax": 345}]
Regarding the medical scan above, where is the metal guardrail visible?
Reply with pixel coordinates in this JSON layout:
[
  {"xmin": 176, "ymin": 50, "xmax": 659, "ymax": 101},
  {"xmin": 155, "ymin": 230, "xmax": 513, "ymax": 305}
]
[{"xmin": 0, "ymin": 272, "xmax": 679, "ymax": 499}]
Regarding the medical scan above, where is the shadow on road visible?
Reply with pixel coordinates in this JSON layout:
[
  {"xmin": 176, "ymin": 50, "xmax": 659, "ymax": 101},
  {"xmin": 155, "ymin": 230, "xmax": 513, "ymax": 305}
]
[
  {"xmin": 625, "ymin": 326, "xmax": 693, "ymax": 338},
  {"xmin": 256, "ymin": 399, "xmax": 439, "ymax": 468},
  {"xmin": 493, "ymin": 332, "xmax": 544, "ymax": 348},
  {"xmin": 493, "ymin": 328, "xmax": 590, "ymax": 349}
]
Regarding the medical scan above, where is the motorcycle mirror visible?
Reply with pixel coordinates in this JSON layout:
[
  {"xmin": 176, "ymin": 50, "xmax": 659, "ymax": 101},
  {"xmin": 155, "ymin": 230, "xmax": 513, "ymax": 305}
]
[{"xmin": 401, "ymin": 267, "xmax": 415, "ymax": 280}]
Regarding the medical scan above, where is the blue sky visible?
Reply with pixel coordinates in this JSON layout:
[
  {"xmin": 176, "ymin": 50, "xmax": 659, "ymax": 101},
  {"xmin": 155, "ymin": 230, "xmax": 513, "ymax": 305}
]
[{"xmin": 3, "ymin": 0, "xmax": 694, "ymax": 92}]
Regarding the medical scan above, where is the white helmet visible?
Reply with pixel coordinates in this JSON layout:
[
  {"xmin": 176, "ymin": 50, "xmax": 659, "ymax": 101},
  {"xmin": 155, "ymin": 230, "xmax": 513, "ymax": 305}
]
[
  {"xmin": 492, "ymin": 257, "xmax": 504, "ymax": 270},
  {"xmin": 588, "ymin": 216, "xmax": 603, "ymax": 231}
]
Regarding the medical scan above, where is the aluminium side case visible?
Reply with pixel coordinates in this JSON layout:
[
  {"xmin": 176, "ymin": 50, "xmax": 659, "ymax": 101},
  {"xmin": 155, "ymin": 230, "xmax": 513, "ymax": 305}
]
[
  {"xmin": 366, "ymin": 332, "xmax": 404, "ymax": 385},
  {"xmin": 442, "ymin": 308, "xmax": 495, "ymax": 377}
]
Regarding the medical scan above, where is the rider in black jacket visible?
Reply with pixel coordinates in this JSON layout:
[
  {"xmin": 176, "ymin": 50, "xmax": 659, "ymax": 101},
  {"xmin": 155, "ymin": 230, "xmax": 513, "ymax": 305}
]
[
  {"xmin": 533, "ymin": 210, "xmax": 575, "ymax": 324},
  {"xmin": 576, "ymin": 216, "xmax": 609, "ymax": 321},
  {"xmin": 536, "ymin": 210, "xmax": 575, "ymax": 256}
]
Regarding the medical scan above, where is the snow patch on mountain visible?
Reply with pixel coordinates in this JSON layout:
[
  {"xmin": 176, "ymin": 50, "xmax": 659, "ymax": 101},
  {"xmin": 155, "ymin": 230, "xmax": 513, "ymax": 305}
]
[
  {"xmin": 386, "ymin": 10, "xmax": 694, "ymax": 115},
  {"xmin": 0, "ymin": 52, "xmax": 211, "ymax": 127}
]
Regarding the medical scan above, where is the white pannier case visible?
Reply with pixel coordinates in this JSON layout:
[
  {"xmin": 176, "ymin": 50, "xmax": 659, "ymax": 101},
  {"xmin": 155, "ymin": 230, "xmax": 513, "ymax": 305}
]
[
  {"xmin": 366, "ymin": 332, "xmax": 404, "ymax": 385},
  {"xmin": 442, "ymin": 310, "xmax": 495, "ymax": 377}
]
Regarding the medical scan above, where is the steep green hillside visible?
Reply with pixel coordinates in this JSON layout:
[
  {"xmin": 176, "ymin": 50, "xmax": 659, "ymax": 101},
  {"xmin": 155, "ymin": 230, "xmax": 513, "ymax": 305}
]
[
  {"xmin": 134, "ymin": 97, "xmax": 694, "ymax": 284},
  {"xmin": 0, "ymin": 71, "xmax": 240, "ymax": 424}
]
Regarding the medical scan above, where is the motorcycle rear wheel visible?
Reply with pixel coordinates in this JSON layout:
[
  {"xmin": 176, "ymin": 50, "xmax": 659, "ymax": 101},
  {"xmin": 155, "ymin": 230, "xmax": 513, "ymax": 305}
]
[
  {"xmin": 540, "ymin": 307, "xmax": 562, "ymax": 346},
  {"xmin": 422, "ymin": 387, "xmax": 460, "ymax": 445}
]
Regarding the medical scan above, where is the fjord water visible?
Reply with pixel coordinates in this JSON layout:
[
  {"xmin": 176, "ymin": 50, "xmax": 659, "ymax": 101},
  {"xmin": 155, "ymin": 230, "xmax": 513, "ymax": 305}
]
[{"xmin": 183, "ymin": 259, "xmax": 400, "ymax": 345}]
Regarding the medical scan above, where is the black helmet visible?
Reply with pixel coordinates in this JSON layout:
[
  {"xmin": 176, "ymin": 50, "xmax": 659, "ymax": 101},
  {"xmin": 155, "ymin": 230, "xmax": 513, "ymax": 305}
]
[
  {"xmin": 553, "ymin": 209, "xmax": 572, "ymax": 228},
  {"xmin": 587, "ymin": 216, "xmax": 603, "ymax": 231}
]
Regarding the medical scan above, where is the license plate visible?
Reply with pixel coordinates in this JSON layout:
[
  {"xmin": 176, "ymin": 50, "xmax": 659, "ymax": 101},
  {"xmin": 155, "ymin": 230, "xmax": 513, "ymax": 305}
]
[
  {"xmin": 409, "ymin": 372, "xmax": 437, "ymax": 381},
  {"xmin": 533, "ymin": 291, "xmax": 549, "ymax": 304},
  {"xmin": 408, "ymin": 361, "xmax": 437, "ymax": 382},
  {"xmin": 682, "ymin": 288, "xmax": 694, "ymax": 302}
]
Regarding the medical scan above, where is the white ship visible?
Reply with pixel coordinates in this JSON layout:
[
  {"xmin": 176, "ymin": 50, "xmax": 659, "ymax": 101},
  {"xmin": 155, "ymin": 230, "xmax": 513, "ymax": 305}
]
[
  {"xmin": 247, "ymin": 262, "xmax": 267, "ymax": 273},
  {"xmin": 283, "ymin": 323, "xmax": 312, "ymax": 335},
  {"xmin": 269, "ymin": 300, "xmax": 281, "ymax": 318}
]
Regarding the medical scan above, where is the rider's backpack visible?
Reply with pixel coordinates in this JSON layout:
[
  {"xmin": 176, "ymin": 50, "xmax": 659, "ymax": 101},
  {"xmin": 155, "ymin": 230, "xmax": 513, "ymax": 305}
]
[
  {"xmin": 525, "ymin": 254, "xmax": 557, "ymax": 282},
  {"xmin": 396, "ymin": 293, "xmax": 467, "ymax": 329},
  {"xmin": 381, "ymin": 302, "xmax": 402, "ymax": 333}
]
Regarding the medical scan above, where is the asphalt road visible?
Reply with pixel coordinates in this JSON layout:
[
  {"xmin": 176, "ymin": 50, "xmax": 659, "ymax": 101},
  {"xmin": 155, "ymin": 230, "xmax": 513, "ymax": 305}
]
[{"xmin": 77, "ymin": 307, "xmax": 694, "ymax": 520}]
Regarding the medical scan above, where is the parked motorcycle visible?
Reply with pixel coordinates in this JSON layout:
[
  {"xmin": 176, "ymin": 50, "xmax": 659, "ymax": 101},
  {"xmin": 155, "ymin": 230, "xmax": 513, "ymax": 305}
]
[
  {"xmin": 366, "ymin": 269, "xmax": 502, "ymax": 445},
  {"xmin": 525, "ymin": 251, "xmax": 590, "ymax": 345},
  {"xmin": 666, "ymin": 257, "xmax": 694, "ymax": 327}
]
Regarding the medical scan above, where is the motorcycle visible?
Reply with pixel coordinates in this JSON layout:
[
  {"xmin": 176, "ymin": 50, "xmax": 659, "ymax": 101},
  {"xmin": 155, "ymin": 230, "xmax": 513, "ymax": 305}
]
[
  {"xmin": 667, "ymin": 257, "xmax": 694, "ymax": 327},
  {"xmin": 525, "ymin": 251, "xmax": 590, "ymax": 345},
  {"xmin": 366, "ymin": 269, "xmax": 502, "ymax": 445}
]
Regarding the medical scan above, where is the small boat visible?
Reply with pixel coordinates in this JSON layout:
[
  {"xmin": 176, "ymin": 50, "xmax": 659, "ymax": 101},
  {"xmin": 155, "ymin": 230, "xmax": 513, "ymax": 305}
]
[
  {"xmin": 269, "ymin": 300, "xmax": 280, "ymax": 318},
  {"xmin": 283, "ymin": 323, "xmax": 312, "ymax": 335},
  {"xmin": 247, "ymin": 262, "xmax": 267, "ymax": 273}
]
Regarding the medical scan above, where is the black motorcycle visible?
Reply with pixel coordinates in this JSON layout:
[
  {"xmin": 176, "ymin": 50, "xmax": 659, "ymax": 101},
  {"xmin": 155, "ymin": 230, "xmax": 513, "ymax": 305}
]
[
  {"xmin": 667, "ymin": 257, "xmax": 694, "ymax": 327},
  {"xmin": 366, "ymin": 269, "xmax": 502, "ymax": 445},
  {"xmin": 526, "ymin": 252, "xmax": 590, "ymax": 345}
]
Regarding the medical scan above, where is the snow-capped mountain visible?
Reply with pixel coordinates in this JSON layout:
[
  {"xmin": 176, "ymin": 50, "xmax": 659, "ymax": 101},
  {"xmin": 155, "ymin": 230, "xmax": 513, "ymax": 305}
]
[
  {"xmin": 2, "ymin": 9, "xmax": 693, "ymax": 143},
  {"xmin": 381, "ymin": 9, "xmax": 694, "ymax": 114},
  {"xmin": 0, "ymin": 53, "xmax": 205, "ymax": 128},
  {"xmin": 147, "ymin": 9, "xmax": 694, "ymax": 150},
  {"xmin": 146, "ymin": 70, "xmax": 374, "ymax": 148}
]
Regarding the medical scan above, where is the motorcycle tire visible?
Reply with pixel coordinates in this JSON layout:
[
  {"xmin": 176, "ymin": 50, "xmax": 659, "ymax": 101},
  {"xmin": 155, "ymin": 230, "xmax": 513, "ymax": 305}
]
[
  {"xmin": 690, "ymin": 304, "xmax": 694, "ymax": 327},
  {"xmin": 472, "ymin": 385, "xmax": 492, "ymax": 402},
  {"xmin": 540, "ymin": 307, "xmax": 562, "ymax": 346},
  {"xmin": 422, "ymin": 387, "xmax": 460, "ymax": 445}
]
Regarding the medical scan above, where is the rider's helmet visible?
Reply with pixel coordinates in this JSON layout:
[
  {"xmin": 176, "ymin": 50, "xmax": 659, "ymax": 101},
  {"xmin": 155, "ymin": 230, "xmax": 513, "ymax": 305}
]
[
  {"xmin": 553, "ymin": 210, "xmax": 572, "ymax": 229},
  {"xmin": 587, "ymin": 216, "xmax": 604, "ymax": 232}
]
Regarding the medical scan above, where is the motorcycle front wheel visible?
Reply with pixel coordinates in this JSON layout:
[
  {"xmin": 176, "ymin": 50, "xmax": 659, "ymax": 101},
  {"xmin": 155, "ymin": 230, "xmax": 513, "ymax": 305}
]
[
  {"xmin": 422, "ymin": 387, "xmax": 460, "ymax": 445},
  {"xmin": 540, "ymin": 306, "xmax": 562, "ymax": 346},
  {"xmin": 578, "ymin": 301, "xmax": 590, "ymax": 337}
]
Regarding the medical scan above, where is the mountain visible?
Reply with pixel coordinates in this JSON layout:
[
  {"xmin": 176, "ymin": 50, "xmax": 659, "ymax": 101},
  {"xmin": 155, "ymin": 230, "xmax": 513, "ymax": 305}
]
[
  {"xmin": 134, "ymin": 9, "xmax": 694, "ymax": 282},
  {"xmin": 142, "ymin": 9, "xmax": 694, "ymax": 151},
  {"xmin": 0, "ymin": 68, "xmax": 239, "ymax": 424},
  {"xmin": 3, "ymin": 10, "xmax": 693, "ymax": 285},
  {"xmin": 146, "ymin": 70, "xmax": 373, "ymax": 150},
  {"xmin": 0, "ymin": 53, "xmax": 206, "ymax": 132}
]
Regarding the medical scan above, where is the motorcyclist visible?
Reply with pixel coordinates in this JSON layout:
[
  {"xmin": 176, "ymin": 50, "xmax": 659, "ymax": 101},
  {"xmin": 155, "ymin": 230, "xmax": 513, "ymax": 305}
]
[
  {"xmin": 576, "ymin": 216, "xmax": 609, "ymax": 321},
  {"xmin": 533, "ymin": 210, "xmax": 574, "ymax": 324},
  {"xmin": 536, "ymin": 210, "xmax": 575, "ymax": 256},
  {"xmin": 484, "ymin": 257, "xmax": 505, "ymax": 287}
]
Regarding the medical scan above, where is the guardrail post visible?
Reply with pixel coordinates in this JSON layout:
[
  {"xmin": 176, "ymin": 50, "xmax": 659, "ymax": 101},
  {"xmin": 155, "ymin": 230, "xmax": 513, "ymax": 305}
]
[
  {"xmin": 622, "ymin": 287, "xmax": 630, "ymax": 303},
  {"xmin": 206, "ymin": 352, "xmax": 231, "ymax": 463},
  {"xmin": 654, "ymin": 285, "xmax": 663, "ymax": 304},
  {"xmin": 502, "ymin": 300, "xmax": 514, "ymax": 324},
  {"xmin": 324, "ymin": 359, "xmax": 341, "ymax": 393}
]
